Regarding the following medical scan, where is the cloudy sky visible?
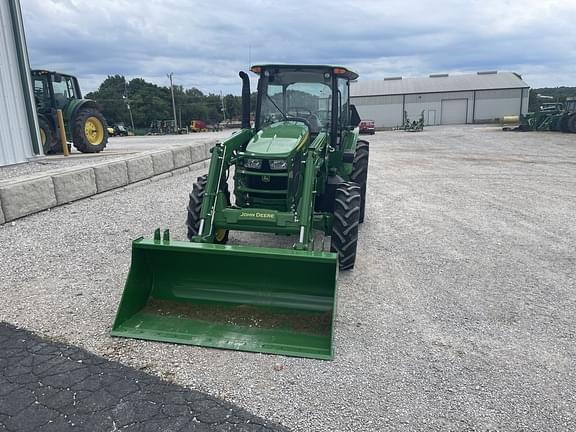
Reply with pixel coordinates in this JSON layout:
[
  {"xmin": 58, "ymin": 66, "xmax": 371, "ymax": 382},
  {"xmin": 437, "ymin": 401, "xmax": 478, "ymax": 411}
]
[{"xmin": 21, "ymin": 0, "xmax": 576, "ymax": 95}]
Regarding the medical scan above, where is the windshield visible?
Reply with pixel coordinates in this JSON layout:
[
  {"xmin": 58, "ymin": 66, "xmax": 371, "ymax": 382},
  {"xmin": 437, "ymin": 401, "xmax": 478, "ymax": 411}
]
[{"xmin": 260, "ymin": 70, "xmax": 332, "ymax": 133}]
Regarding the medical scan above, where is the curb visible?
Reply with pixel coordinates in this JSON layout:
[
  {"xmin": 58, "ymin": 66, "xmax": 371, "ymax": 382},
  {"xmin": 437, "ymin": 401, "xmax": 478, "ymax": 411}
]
[{"xmin": 0, "ymin": 142, "xmax": 212, "ymax": 224}]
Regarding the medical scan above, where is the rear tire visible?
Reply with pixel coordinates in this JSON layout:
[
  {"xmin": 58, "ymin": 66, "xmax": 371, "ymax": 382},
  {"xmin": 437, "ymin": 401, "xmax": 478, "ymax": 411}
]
[
  {"xmin": 72, "ymin": 108, "xmax": 108, "ymax": 153},
  {"xmin": 186, "ymin": 174, "xmax": 230, "ymax": 244},
  {"xmin": 38, "ymin": 116, "xmax": 56, "ymax": 154},
  {"xmin": 331, "ymin": 182, "xmax": 361, "ymax": 271},
  {"xmin": 350, "ymin": 140, "xmax": 369, "ymax": 223}
]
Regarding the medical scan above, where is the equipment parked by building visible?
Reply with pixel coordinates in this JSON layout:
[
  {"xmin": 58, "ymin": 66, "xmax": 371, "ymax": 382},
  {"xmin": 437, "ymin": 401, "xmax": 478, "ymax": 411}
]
[
  {"xmin": 111, "ymin": 64, "xmax": 369, "ymax": 360},
  {"xmin": 32, "ymin": 70, "xmax": 108, "ymax": 154},
  {"xmin": 359, "ymin": 120, "xmax": 375, "ymax": 135},
  {"xmin": 504, "ymin": 97, "xmax": 576, "ymax": 133},
  {"xmin": 401, "ymin": 110, "xmax": 424, "ymax": 132}
]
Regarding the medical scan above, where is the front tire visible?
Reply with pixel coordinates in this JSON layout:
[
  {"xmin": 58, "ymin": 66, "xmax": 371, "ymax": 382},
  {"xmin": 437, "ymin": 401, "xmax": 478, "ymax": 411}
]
[
  {"xmin": 72, "ymin": 108, "xmax": 108, "ymax": 153},
  {"xmin": 186, "ymin": 174, "xmax": 230, "ymax": 244},
  {"xmin": 350, "ymin": 140, "xmax": 369, "ymax": 223},
  {"xmin": 331, "ymin": 182, "xmax": 361, "ymax": 271}
]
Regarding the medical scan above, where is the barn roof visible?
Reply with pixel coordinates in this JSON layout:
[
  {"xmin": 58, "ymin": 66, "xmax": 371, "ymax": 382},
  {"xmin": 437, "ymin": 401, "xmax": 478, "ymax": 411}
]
[{"xmin": 350, "ymin": 71, "xmax": 529, "ymax": 97}]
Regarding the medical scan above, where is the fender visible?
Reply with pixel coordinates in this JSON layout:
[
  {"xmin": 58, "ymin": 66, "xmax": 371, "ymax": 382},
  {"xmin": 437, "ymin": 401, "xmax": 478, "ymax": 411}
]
[{"xmin": 62, "ymin": 99, "xmax": 100, "ymax": 139}]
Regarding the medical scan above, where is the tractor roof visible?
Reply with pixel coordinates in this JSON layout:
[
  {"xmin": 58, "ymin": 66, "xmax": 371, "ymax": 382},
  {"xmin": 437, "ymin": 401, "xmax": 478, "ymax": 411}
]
[
  {"xmin": 31, "ymin": 69, "xmax": 75, "ymax": 79},
  {"xmin": 251, "ymin": 64, "xmax": 358, "ymax": 81}
]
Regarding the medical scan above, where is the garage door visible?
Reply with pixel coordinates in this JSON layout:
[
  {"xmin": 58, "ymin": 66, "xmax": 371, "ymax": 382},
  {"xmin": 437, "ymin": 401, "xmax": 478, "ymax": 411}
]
[{"xmin": 441, "ymin": 99, "xmax": 468, "ymax": 125}]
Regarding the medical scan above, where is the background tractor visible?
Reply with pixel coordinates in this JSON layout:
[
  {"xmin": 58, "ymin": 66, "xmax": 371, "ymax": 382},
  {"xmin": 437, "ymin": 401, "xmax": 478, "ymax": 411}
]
[
  {"xmin": 107, "ymin": 122, "xmax": 129, "ymax": 137},
  {"xmin": 112, "ymin": 64, "xmax": 369, "ymax": 360},
  {"xmin": 506, "ymin": 96, "xmax": 576, "ymax": 133},
  {"xmin": 32, "ymin": 70, "xmax": 108, "ymax": 154}
]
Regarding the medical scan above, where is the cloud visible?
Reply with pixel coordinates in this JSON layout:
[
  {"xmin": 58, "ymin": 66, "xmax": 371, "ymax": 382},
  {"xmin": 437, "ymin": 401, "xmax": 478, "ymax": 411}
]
[{"xmin": 21, "ymin": 0, "xmax": 576, "ymax": 94}]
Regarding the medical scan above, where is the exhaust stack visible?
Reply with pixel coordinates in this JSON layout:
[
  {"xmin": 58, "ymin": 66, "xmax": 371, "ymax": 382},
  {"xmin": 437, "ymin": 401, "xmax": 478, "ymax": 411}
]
[{"xmin": 239, "ymin": 71, "xmax": 251, "ymax": 129}]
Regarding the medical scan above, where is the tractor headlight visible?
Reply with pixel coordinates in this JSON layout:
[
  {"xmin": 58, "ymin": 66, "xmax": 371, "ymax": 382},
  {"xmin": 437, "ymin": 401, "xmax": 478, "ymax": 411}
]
[
  {"xmin": 244, "ymin": 158, "xmax": 262, "ymax": 169},
  {"xmin": 269, "ymin": 159, "xmax": 288, "ymax": 170}
]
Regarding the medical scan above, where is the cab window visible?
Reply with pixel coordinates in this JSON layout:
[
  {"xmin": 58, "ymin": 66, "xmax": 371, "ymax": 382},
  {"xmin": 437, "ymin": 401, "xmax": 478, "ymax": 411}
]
[
  {"xmin": 337, "ymin": 78, "xmax": 349, "ymax": 127},
  {"xmin": 33, "ymin": 77, "xmax": 50, "ymax": 109}
]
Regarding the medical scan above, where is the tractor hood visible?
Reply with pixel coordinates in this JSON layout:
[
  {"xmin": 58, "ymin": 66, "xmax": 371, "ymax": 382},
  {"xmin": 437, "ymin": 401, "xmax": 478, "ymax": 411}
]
[{"xmin": 245, "ymin": 122, "xmax": 309, "ymax": 158}]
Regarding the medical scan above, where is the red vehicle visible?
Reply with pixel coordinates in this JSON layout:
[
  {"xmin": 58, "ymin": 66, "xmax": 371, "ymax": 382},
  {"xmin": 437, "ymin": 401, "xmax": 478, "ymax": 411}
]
[{"xmin": 359, "ymin": 120, "xmax": 375, "ymax": 135}]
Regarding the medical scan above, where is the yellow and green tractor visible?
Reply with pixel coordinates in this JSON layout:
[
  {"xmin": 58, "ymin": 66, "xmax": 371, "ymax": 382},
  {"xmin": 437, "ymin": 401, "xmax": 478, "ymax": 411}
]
[
  {"xmin": 112, "ymin": 65, "xmax": 369, "ymax": 360},
  {"xmin": 32, "ymin": 70, "xmax": 108, "ymax": 154}
]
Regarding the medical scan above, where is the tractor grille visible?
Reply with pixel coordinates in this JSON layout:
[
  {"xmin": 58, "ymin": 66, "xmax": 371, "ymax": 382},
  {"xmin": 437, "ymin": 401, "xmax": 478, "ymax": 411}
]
[{"xmin": 246, "ymin": 175, "xmax": 287, "ymax": 191}]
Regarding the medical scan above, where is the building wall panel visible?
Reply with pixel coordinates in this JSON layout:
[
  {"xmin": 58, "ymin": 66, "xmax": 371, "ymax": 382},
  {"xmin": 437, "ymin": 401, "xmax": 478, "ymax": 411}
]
[
  {"xmin": 474, "ymin": 88, "xmax": 524, "ymax": 121},
  {"xmin": 0, "ymin": 0, "xmax": 36, "ymax": 166}
]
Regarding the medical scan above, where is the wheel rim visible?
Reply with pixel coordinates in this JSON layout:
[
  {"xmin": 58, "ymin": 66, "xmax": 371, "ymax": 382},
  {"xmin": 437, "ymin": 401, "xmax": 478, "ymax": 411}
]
[
  {"xmin": 40, "ymin": 128, "xmax": 46, "ymax": 146},
  {"xmin": 84, "ymin": 117, "xmax": 104, "ymax": 145},
  {"xmin": 215, "ymin": 229, "xmax": 227, "ymax": 242}
]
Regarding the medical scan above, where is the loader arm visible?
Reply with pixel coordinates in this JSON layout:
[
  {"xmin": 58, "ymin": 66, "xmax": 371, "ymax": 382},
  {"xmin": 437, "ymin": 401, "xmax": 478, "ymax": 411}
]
[
  {"xmin": 195, "ymin": 129, "xmax": 254, "ymax": 242},
  {"xmin": 295, "ymin": 132, "xmax": 329, "ymax": 250}
]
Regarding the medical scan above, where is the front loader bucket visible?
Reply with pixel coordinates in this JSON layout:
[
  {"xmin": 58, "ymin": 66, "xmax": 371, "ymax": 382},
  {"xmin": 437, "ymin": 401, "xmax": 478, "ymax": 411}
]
[{"xmin": 111, "ymin": 235, "xmax": 338, "ymax": 360}]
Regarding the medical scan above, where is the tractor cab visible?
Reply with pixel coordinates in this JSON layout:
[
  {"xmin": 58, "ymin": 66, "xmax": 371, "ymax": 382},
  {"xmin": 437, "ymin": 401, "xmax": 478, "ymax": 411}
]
[
  {"xmin": 32, "ymin": 70, "xmax": 82, "ymax": 111},
  {"xmin": 251, "ymin": 65, "xmax": 360, "ymax": 143}
]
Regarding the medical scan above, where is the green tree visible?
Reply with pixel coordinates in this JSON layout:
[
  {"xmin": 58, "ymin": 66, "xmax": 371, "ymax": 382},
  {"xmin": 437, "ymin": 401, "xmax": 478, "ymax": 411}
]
[{"xmin": 86, "ymin": 75, "xmax": 246, "ymax": 132}]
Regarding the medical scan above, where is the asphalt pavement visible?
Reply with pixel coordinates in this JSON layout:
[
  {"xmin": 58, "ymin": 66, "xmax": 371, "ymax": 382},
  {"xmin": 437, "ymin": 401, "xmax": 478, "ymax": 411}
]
[{"xmin": 0, "ymin": 322, "xmax": 289, "ymax": 431}]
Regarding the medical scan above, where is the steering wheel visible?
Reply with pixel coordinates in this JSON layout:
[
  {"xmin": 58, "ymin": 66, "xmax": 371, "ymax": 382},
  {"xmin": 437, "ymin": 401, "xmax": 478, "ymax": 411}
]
[
  {"xmin": 285, "ymin": 116, "xmax": 313, "ymax": 131},
  {"xmin": 288, "ymin": 108, "xmax": 313, "ymax": 117}
]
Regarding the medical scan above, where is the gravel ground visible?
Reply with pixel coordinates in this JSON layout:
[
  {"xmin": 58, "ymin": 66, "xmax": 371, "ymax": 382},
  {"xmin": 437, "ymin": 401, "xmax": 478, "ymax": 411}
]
[
  {"xmin": 1, "ymin": 125, "xmax": 575, "ymax": 431},
  {"xmin": 0, "ymin": 130, "xmax": 234, "ymax": 181}
]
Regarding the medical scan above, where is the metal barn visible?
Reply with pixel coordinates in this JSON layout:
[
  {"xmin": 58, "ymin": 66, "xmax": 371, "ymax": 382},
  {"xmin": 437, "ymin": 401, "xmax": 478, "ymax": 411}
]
[
  {"xmin": 350, "ymin": 71, "xmax": 530, "ymax": 128},
  {"xmin": 0, "ymin": 0, "xmax": 40, "ymax": 166}
]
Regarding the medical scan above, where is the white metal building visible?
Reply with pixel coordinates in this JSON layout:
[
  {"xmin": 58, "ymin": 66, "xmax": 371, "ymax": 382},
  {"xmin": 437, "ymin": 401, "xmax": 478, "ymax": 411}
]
[
  {"xmin": 350, "ymin": 71, "xmax": 530, "ymax": 128},
  {"xmin": 0, "ymin": 0, "xmax": 41, "ymax": 166}
]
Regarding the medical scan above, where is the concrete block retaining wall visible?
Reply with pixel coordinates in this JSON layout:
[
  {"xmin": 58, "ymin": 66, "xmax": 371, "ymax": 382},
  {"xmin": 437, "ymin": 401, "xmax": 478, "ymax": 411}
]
[{"xmin": 0, "ymin": 142, "xmax": 213, "ymax": 224}]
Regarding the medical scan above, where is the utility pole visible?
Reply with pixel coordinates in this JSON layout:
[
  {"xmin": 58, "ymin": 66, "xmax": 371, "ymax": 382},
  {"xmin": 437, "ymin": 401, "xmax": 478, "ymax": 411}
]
[
  {"xmin": 220, "ymin": 91, "xmax": 227, "ymax": 124},
  {"xmin": 167, "ymin": 72, "xmax": 178, "ymax": 131},
  {"xmin": 123, "ymin": 80, "xmax": 135, "ymax": 132}
]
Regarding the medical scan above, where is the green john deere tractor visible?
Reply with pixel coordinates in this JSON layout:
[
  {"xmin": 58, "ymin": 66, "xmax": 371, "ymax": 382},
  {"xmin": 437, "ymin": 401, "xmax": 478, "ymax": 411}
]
[
  {"xmin": 511, "ymin": 97, "xmax": 576, "ymax": 133},
  {"xmin": 32, "ymin": 70, "xmax": 108, "ymax": 154},
  {"xmin": 111, "ymin": 65, "xmax": 369, "ymax": 360}
]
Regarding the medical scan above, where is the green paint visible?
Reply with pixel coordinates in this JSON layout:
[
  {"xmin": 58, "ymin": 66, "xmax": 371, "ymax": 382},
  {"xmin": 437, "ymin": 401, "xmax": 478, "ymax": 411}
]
[{"xmin": 245, "ymin": 122, "xmax": 308, "ymax": 157}]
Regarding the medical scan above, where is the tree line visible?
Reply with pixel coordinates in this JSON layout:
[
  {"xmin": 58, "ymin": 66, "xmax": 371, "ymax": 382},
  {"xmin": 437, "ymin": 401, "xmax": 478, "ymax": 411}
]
[{"xmin": 85, "ymin": 75, "xmax": 251, "ymax": 131}]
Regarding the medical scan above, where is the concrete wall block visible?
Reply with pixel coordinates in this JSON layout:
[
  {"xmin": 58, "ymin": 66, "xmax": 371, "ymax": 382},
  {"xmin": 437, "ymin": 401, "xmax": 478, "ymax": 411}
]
[
  {"xmin": 126, "ymin": 155, "xmax": 153, "ymax": 183},
  {"xmin": 190, "ymin": 144, "xmax": 206, "ymax": 163},
  {"xmin": 172, "ymin": 146, "xmax": 192, "ymax": 168},
  {"xmin": 0, "ymin": 177, "xmax": 57, "ymax": 221},
  {"xmin": 151, "ymin": 151, "xmax": 175, "ymax": 175},
  {"xmin": 53, "ymin": 168, "xmax": 97, "ymax": 205},
  {"xmin": 204, "ymin": 142, "xmax": 214, "ymax": 159},
  {"xmin": 94, "ymin": 161, "xmax": 129, "ymax": 193}
]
